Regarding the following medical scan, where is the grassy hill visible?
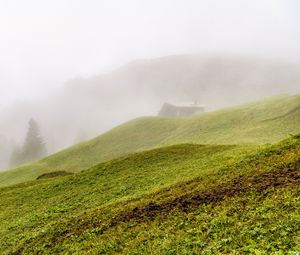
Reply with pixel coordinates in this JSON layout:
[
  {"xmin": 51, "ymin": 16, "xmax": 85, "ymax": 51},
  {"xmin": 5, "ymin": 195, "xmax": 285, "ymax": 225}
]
[
  {"xmin": 0, "ymin": 93, "xmax": 300, "ymax": 187},
  {"xmin": 0, "ymin": 135, "xmax": 299, "ymax": 254}
]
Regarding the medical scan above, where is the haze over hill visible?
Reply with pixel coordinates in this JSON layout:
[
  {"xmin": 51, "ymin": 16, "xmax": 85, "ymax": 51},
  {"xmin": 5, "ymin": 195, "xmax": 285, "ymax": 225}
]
[
  {"xmin": 0, "ymin": 0, "xmax": 300, "ymax": 169},
  {"xmin": 1, "ymin": 0, "xmax": 300, "ymax": 170},
  {"xmin": 1, "ymin": 92, "xmax": 299, "ymax": 187},
  {"xmin": 1, "ymin": 1, "xmax": 300, "ymax": 253},
  {"xmin": 0, "ymin": 54, "xmax": 300, "ymax": 170}
]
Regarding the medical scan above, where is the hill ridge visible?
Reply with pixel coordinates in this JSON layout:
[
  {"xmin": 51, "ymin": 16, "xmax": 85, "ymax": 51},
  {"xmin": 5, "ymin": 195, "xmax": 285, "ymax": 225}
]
[
  {"xmin": 2, "ymin": 135, "xmax": 299, "ymax": 254},
  {"xmin": 0, "ymin": 93, "xmax": 299, "ymax": 188}
]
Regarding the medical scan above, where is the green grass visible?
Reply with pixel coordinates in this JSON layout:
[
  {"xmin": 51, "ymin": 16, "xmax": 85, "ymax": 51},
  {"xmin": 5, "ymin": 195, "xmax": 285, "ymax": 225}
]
[
  {"xmin": 1, "ymin": 93, "xmax": 300, "ymax": 187},
  {"xmin": 0, "ymin": 93, "xmax": 299, "ymax": 254},
  {"xmin": 0, "ymin": 134, "xmax": 299, "ymax": 254}
]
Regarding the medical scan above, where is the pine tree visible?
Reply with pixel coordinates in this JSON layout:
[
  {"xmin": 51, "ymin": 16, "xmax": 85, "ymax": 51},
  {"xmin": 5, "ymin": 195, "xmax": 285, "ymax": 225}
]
[
  {"xmin": 22, "ymin": 119, "xmax": 47, "ymax": 163},
  {"xmin": 10, "ymin": 118, "xmax": 47, "ymax": 167}
]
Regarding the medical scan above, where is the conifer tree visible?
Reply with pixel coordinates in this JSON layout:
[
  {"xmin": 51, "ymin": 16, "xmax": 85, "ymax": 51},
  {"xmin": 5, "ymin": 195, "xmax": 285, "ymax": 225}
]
[
  {"xmin": 22, "ymin": 118, "xmax": 47, "ymax": 162},
  {"xmin": 10, "ymin": 118, "xmax": 47, "ymax": 167}
]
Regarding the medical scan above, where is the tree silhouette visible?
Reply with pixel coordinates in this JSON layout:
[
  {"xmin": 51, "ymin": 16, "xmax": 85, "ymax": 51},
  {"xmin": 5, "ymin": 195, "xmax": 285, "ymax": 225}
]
[
  {"xmin": 10, "ymin": 118, "xmax": 47, "ymax": 167},
  {"xmin": 22, "ymin": 119, "xmax": 47, "ymax": 162}
]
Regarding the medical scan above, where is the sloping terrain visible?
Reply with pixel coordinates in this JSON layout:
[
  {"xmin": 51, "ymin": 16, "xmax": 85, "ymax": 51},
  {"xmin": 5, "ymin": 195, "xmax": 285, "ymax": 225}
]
[
  {"xmin": 0, "ymin": 93, "xmax": 300, "ymax": 187},
  {"xmin": 2, "ymin": 54, "xmax": 300, "ymax": 163},
  {"xmin": 0, "ymin": 135, "xmax": 299, "ymax": 254}
]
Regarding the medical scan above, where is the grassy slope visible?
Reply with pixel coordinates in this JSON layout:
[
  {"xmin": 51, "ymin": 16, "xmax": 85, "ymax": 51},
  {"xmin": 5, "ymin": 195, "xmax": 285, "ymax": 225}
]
[
  {"xmin": 0, "ymin": 135, "xmax": 299, "ymax": 254},
  {"xmin": 1, "ymin": 93, "xmax": 300, "ymax": 187}
]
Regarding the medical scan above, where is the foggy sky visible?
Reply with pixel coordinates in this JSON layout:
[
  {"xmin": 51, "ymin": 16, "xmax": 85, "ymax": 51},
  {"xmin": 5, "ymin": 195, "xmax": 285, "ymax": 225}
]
[{"xmin": 1, "ymin": 0, "xmax": 300, "ymax": 109}]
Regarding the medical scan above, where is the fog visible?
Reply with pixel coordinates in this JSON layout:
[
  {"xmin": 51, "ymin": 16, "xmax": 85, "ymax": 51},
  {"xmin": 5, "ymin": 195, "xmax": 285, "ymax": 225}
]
[{"xmin": 0, "ymin": 0, "xmax": 300, "ymax": 170}]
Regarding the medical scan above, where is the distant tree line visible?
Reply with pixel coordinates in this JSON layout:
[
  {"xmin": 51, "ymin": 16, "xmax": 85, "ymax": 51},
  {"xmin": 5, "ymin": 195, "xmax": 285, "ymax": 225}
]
[{"xmin": 10, "ymin": 118, "xmax": 47, "ymax": 167}]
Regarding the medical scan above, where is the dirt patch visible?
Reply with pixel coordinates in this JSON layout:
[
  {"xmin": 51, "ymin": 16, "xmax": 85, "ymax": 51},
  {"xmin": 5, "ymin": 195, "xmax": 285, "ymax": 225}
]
[
  {"xmin": 13, "ymin": 160, "xmax": 300, "ymax": 254},
  {"xmin": 113, "ymin": 160, "xmax": 300, "ymax": 225}
]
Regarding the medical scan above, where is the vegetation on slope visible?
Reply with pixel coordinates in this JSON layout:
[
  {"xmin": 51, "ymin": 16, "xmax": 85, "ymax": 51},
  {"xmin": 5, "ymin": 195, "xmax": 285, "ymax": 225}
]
[
  {"xmin": 1, "ymin": 93, "xmax": 299, "ymax": 187},
  {"xmin": 0, "ymin": 144, "xmax": 254, "ymax": 253},
  {"xmin": 0, "ymin": 135, "xmax": 299, "ymax": 254}
]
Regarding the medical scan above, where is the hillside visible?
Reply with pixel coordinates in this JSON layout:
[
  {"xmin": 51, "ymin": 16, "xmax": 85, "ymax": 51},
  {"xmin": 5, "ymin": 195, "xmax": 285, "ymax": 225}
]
[
  {"xmin": 0, "ymin": 135, "xmax": 299, "ymax": 254},
  {"xmin": 1, "ymin": 54, "xmax": 300, "ymax": 171},
  {"xmin": 0, "ymin": 93, "xmax": 300, "ymax": 187}
]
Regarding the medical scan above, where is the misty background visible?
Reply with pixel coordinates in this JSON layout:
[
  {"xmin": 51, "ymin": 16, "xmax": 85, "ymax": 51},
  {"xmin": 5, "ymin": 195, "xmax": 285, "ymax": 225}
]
[{"xmin": 1, "ymin": 0, "xmax": 300, "ymax": 170}]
